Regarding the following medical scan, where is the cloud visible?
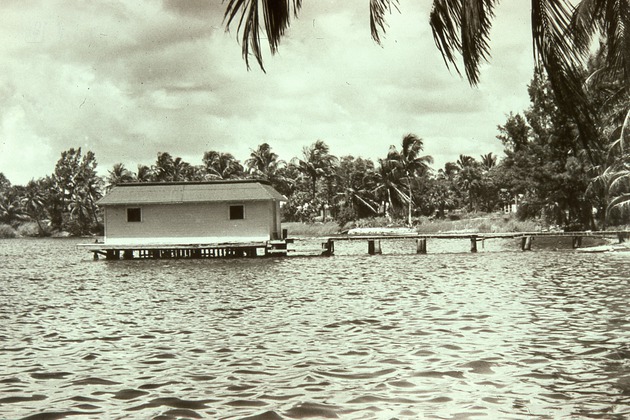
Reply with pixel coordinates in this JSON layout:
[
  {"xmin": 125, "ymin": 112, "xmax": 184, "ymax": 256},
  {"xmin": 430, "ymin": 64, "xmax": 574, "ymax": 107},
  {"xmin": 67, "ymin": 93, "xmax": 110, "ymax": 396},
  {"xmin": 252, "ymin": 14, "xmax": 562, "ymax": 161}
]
[{"xmin": 0, "ymin": 0, "xmax": 535, "ymax": 184}]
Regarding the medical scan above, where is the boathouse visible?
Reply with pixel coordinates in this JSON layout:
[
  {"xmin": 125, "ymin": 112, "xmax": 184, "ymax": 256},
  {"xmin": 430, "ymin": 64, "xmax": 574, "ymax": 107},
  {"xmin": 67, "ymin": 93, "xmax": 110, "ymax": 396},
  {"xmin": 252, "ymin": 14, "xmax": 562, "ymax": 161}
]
[{"xmin": 97, "ymin": 180, "xmax": 286, "ymax": 246}]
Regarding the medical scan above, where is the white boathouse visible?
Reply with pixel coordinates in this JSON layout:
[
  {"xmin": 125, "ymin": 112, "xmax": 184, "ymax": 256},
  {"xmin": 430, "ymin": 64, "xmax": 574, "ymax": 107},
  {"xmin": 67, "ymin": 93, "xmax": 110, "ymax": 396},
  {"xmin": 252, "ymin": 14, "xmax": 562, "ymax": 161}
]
[{"xmin": 82, "ymin": 180, "xmax": 290, "ymax": 259}]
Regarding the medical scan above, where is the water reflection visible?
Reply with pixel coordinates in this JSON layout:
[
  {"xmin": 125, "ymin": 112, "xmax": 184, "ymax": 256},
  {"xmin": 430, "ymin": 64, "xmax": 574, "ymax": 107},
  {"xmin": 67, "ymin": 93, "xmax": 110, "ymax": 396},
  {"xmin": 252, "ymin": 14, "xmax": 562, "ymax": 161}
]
[{"xmin": 0, "ymin": 239, "xmax": 629, "ymax": 419}]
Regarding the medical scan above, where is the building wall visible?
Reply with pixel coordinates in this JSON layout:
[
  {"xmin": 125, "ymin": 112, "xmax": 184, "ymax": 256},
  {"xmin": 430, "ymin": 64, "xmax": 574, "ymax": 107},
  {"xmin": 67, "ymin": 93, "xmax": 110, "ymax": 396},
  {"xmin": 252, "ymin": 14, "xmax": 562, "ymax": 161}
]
[{"xmin": 103, "ymin": 201, "xmax": 278, "ymax": 245}]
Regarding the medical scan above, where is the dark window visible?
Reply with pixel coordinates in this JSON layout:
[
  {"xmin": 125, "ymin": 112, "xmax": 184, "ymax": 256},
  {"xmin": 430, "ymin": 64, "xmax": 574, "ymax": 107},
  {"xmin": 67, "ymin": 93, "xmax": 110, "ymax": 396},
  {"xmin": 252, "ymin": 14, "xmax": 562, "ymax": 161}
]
[
  {"xmin": 127, "ymin": 208, "xmax": 142, "ymax": 222},
  {"xmin": 229, "ymin": 205, "xmax": 244, "ymax": 220}
]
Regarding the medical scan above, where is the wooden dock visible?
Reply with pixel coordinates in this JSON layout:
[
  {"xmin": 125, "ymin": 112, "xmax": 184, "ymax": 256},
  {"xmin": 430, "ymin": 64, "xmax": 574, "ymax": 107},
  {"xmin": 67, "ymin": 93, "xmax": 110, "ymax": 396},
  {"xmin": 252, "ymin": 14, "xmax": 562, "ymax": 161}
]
[
  {"xmin": 320, "ymin": 231, "xmax": 630, "ymax": 256},
  {"xmin": 79, "ymin": 239, "xmax": 293, "ymax": 260},
  {"xmin": 80, "ymin": 231, "xmax": 630, "ymax": 260}
]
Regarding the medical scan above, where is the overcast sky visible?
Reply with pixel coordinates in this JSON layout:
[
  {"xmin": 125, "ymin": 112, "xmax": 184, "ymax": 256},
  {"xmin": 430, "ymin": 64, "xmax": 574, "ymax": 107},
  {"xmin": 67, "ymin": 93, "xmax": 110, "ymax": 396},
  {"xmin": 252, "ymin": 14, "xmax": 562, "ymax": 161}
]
[{"xmin": 0, "ymin": 0, "xmax": 534, "ymax": 185}]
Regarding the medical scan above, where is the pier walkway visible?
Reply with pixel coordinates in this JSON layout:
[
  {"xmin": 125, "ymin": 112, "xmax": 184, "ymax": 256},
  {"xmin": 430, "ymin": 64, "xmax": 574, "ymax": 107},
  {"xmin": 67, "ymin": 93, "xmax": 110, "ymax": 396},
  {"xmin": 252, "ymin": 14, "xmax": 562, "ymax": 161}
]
[
  {"xmin": 80, "ymin": 231, "xmax": 630, "ymax": 259},
  {"xmin": 320, "ymin": 230, "xmax": 630, "ymax": 255}
]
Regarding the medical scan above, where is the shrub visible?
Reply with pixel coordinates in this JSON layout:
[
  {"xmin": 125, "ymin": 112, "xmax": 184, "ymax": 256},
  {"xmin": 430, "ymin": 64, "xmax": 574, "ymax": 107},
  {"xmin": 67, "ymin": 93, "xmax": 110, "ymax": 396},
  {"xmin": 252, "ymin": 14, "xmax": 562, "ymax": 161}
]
[
  {"xmin": 17, "ymin": 222, "xmax": 51, "ymax": 237},
  {"xmin": 0, "ymin": 224, "xmax": 17, "ymax": 238}
]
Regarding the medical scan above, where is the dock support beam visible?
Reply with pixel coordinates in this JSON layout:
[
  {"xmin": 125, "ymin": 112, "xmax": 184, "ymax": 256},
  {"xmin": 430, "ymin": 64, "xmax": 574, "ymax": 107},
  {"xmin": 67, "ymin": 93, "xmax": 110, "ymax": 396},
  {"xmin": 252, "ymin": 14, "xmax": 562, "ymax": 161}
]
[
  {"xmin": 322, "ymin": 239, "xmax": 335, "ymax": 256},
  {"xmin": 572, "ymin": 236, "xmax": 582, "ymax": 249},
  {"xmin": 416, "ymin": 238, "xmax": 427, "ymax": 254},
  {"xmin": 470, "ymin": 236, "xmax": 478, "ymax": 253},
  {"xmin": 521, "ymin": 236, "xmax": 532, "ymax": 251},
  {"xmin": 368, "ymin": 239, "xmax": 382, "ymax": 255}
]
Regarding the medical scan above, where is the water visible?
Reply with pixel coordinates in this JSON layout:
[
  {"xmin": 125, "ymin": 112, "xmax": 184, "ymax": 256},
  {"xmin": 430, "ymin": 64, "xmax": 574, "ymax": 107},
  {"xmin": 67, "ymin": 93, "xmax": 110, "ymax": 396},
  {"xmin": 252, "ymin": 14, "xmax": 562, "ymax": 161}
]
[{"xmin": 1, "ymin": 238, "xmax": 629, "ymax": 419}]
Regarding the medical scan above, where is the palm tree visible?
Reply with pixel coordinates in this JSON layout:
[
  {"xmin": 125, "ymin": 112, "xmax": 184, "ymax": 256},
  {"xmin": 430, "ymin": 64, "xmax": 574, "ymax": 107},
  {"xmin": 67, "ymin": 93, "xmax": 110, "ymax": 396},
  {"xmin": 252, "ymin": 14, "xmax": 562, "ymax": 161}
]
[
  {"xmin": 0, "ymin": 195, "xmax": 26, "ymax": 226},
  {"xmin": 387, "ymin": 134, "xmax": 433, "ymax": 226},
  {"xmin": 246, "ymin": 143, "xmax": 280, "ymax": 176},
  {"xmin": 106, "ymin": 163, "xmax": 134, "ymax": 191},
  {"xmin": 456, "ymin": 155, "xmax": 482, "ymax": 211},
  {"xmin": 21, "ymin": 179, "xmax": 48, "ymax": 235},
  {"xmin": 223, "ymin": 0, "xmax": 628, "ymax": 155},
  {"xmin": 336, "ymin": 156, "xmax": 379, "ymax": 221},
  {"xmin": 245, "ymin": 143, "xmax": 287, "ymax": 191},
  {"xmin": 202, "ymin": 151, "xmax": 244, "ymax": 179},
  {"xmin": 171, "ymin": 157, "xmax": 194, "ymax": 181},
  {"xmin": 588, "ymin": 155, "xmax": 630, "ymax": 227},
  {"xmin": 154, "ymin": 152, "xmax": 175, "ymax": 182},
  {"xmin": 294, "ymin": 140, "xmax": 338, "ymax": 202},
  {"xmin": 372, "ymin": 157, "xmax": 410, "ymax": 222},
  {"xmin": 480, "ymin": 153, "xmax": 497, "ymax": 172},
  {"xmin": 457, "ymin": 155, "xmax": 475, "ymax": 170},
  {"xmin": 135, "ymin": 164, "xmax": 154, "ymax": 182}
]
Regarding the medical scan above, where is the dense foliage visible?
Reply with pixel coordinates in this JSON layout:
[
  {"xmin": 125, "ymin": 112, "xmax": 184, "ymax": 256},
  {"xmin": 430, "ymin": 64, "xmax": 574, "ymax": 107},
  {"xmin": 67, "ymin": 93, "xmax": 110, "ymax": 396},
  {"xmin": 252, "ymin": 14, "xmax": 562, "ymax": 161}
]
[{"xmin": 1, "ymin": 69, "xmax": 629, "ymax": 236}]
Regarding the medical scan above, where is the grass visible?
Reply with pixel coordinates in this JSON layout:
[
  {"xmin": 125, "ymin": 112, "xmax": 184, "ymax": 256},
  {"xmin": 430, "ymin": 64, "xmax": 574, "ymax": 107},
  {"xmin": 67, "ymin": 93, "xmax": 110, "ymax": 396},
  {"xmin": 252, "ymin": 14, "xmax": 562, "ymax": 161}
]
[
  {"xmin": 283, "ymin": 213, "xmax": 545, "ymax": 238},
  {"xmin": 282, "ymin": 221, "xmax": 341, "ymax": 237},
  {"xmin": 414, "ymin": 214, "xmax": 541, "ymax": 234}
]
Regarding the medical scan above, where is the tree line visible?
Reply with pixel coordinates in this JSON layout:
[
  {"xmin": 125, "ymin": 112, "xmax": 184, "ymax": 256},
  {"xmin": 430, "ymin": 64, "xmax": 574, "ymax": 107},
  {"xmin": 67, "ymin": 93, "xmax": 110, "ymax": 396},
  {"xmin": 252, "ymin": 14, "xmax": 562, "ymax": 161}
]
[{"xmin": 1, "ymin": 69, "xmax": 628, "ymax": 236}]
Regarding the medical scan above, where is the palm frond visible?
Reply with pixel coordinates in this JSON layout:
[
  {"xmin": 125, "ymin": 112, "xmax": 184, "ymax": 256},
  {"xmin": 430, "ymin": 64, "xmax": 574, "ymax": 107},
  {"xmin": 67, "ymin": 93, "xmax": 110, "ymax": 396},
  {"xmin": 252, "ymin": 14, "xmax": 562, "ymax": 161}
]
[
  {"xmin": 370, "ymin": 0, "xmax": 400, "ymax": 44},
  {"xmin": 532, "ymin": 0, "xmax": 599, "ymax": 161},
  {"xmin": 607, "ymin": 192, "xmax": 630, "ymax": 214},
  {"xmin": 571, "ymin": 0, "xmax": 605, "ymax": 55},
  {"xmin": 429, "ymin": 0, "xmax": 496, "ymax": 85},
  {"xmin": 602, "ymin": 0, "xmax": 630, "ymax": 84},
  {"xmin": 224, "ymin": 0, "xmax": 302, "ymax": 70},
  {"xmin": 460, "ymin": 0, "xmax": 496, "ymax": 85},
  {"xmin": 619, "ymin": 107, "xmax": 630, "ymax": 152},
  {"xmin": 430, "ymin": 0, "xmax": 463, "ymax": 76}
]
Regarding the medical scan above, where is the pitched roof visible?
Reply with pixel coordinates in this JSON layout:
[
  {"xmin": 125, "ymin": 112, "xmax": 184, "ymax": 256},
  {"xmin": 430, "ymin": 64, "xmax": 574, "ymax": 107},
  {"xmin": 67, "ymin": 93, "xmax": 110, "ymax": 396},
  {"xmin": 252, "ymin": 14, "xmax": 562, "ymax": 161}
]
[{"xmin": 98, "ymin": 180, "xmax": 286, "ymax": 206}]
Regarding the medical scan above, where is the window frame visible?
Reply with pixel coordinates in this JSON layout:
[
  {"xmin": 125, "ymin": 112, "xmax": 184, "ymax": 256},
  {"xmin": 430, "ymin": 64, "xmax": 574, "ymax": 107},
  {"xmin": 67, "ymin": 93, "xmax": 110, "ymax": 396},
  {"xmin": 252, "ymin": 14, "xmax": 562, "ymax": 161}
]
[{"xmin": 126, "ymin": 207, "xmax": 142, "ymax": 223}]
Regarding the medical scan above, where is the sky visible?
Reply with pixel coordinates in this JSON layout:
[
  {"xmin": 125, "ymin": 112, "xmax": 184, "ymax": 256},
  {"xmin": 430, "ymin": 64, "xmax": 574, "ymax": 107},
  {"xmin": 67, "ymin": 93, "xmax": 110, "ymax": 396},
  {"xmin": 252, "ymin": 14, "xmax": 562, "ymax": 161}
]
[{"xmin": 0, "ymin": 0, "xmax": 535, "ymax": 185}]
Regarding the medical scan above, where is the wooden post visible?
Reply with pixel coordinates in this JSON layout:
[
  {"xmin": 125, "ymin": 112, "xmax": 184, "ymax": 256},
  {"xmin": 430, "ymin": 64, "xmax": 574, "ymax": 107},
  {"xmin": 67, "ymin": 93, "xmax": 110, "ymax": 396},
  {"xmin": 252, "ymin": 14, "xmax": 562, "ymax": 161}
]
[
  {"xmin": 322, "ymin": 239, "xmax": 334, "ymax": 256},
  {"xmin": 521, "ymin": 236, "xmax": 532, "ymax": 251},
  {"xmin": 470, "ymin": 236, "xmax": 478, "ymax": 253},
  {"xmin": 368, "ymin": 240, "xmax": 382, "ymax": 255},
  {"xmin": 572, "ymin": 236, "xmax": 582, "ymax": 249},
  {"xmin": 619, "ymin": 233, "xmax": 627, "ymax": 243},
  {"xmin": 93, "ymin": 252, "xmax": 99, "ymax": 260},
  {"xmin": 416, "ymin": 238, "xmax": 427, "ymax": 254}
]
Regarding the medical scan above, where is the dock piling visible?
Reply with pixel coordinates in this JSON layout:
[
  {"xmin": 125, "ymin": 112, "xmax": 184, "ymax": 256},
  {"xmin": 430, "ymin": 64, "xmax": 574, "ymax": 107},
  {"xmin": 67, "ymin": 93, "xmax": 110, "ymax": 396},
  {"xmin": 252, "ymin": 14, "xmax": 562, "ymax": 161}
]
[
  {"xmin": 416, "ymin": 238, "xmax": 427, "ymax": 254},
  {"xmin": 322, "ymin": 239, "xmax": 335, "ymax": 256},
  {"xmin": 470, "ymin": 236, "xmax": 478, "ymax": 253},
  {"xmin": 572, "ymin": 236, "xmax": 583, "ymax": 249},
  {"xmin": 368, "ymin": 239, "xmax": 382, "ymax": 255},
  {"xmin": 521, "ymin": 236, "xmax": 532, "ymax": 251}
]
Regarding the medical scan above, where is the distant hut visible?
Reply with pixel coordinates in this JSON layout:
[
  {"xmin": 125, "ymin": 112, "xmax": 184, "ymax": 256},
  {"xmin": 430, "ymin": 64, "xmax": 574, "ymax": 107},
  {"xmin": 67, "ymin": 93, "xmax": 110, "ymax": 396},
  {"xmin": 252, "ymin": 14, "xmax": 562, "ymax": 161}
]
[{"xmin": 97, "ymin": 180, "xmax": 286, "ymax": 245}]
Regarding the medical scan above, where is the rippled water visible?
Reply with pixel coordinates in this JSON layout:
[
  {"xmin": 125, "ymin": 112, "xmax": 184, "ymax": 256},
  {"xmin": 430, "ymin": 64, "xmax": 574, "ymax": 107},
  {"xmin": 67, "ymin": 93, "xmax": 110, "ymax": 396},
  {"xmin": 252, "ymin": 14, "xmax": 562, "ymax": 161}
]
[{"xmin": 1, "ymin": 237, "xmax": 629, "ymax": 419}]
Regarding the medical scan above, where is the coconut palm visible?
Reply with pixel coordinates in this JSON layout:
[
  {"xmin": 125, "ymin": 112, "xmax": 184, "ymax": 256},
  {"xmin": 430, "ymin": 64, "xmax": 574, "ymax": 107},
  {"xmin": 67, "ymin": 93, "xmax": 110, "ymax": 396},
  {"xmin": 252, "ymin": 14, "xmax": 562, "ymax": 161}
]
[
  {"xmin": 372, "ymin": 157, "xmax": 410, "ymax": 221},
  {"xmin": 336, "ymin": 156, "xmax": 380, "ymax": 221},
  {"xmin": 0, "ymin": 195, "xmax": 26, "ymax": 226},
  {"xmin": 202, "ymin": 151, "xmax": 244, "ymax": 179},
  {"xmin": 480, "ymin": 153, "xmax": 497, "ymax": 171},
  {"xmin": 223, "ymin": 0, "xmax": 628, "ymax": 153},
  {"xmin": 106, "ymin": 163, "xmax": 134, "ymax": 191},
  {"xmin": 387, "ymin": 134, "xmax": 433, "ymax": 226},
  {"xmin": 21, "ymin": 179, "xmax": 48, "ymax": 235},
  {"xmin": 245, "ymin": 143, "xmax": 287, "ymax": 191},
  {"xmin": 154, "ymin": 152, "xmax": 176, "ymax": 182},
  {"xmin": 171, "ymin": 157, "xmax": 194, "ymax": 181},
  {"xmin": 294, "ymin": 140, "xmax": 338, "ymax": 202},
  {"xmin": 135, "ymin": 164, "xmax": 154, "ymax": 182}
]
